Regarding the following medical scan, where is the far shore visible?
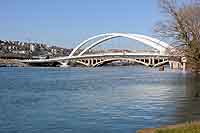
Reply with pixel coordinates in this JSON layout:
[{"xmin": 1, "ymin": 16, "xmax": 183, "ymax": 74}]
[{"xmin": 0, "ymin": 59, "xmax": 28, "ymax": 67}]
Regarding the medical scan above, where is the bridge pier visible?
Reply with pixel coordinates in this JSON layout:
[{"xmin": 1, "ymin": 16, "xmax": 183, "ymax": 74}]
[
  {"xmin": 148, "ymin": 58, "xmax": 151, "ymax": 65},
  {"xmin": 58, "ymin": 61, "xmax": 69, "ymax": 67},
  {"xmin": 181, "ymin": 57, "xmax": 187, "ymax": 71},
  {"xmin": 152, "ymin": 58, "xmax": 155, "ymax": 66},
  {"xmin": 169, "ymin": 61, "xmax": 182, "ymax": 70}
]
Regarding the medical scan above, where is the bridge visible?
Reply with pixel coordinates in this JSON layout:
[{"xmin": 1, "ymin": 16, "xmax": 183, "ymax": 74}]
[{"xmin": 20, "ymin": 33, "xmax": 183, "ymax": 68}]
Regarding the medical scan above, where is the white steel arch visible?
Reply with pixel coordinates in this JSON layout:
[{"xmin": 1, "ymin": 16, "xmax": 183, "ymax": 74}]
[
  {"xmin": 79, "ymin": 35, "xmax": 118, "ymax": 56},
  {"xmin": 69, "ymin": 33, "xmax": 173, "ymax": 57}
]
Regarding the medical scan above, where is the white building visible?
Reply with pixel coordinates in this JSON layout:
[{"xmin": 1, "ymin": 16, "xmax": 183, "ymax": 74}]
[{"xmin": 30, "ymin": 44, "xmax": 35, "ymax": 52}]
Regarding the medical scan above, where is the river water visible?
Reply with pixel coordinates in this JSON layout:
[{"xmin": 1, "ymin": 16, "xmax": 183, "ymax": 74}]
[{"xmin": 0, "ymin": 66, "xmax": 200, "ymax": 133}]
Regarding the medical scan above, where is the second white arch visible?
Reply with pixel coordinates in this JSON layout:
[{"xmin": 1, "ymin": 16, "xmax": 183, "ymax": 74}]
[{"xmin": 69, "ymin": 33, "xmax": 173, "ymax": 57}]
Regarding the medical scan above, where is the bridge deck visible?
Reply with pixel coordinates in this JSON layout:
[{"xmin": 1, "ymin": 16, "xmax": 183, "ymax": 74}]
[{"xmin": 19, "ymin": 52, "xmax": 170, "ymax": 63}]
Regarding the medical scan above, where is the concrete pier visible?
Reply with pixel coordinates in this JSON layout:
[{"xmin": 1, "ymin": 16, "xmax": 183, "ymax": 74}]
[{"xmin": 169, "ymin": 57, "xmax": 187, "ymax": 71}]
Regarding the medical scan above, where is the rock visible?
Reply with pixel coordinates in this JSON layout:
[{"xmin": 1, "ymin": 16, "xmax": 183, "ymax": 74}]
[{"xmin": 159, "ymin": 65, "xmax": 164, "ymax": 71}]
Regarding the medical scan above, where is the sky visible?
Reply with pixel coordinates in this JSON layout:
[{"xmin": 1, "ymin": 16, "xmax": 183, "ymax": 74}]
[{"xmin": 0, "ymin": 0, "xmax": 164, "ymax": 48}]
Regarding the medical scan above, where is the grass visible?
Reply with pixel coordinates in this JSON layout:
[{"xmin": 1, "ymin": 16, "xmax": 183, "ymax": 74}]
[
  {"xmin": 137, "ymin": 122, "xmax": 200, "ymax": 133},
  {"xmin": 156, "ymin": 125, "xmax": 200, "ymax": 133}
]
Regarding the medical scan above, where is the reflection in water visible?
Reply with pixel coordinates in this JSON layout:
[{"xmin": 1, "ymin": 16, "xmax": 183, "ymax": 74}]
[
  {"xmin": 175, "ymin": 74, "xmax": 200, "ymax": 123},
  {"xmin": 185, "ymin": 74, "xmax": 200, "ymax": 98}
]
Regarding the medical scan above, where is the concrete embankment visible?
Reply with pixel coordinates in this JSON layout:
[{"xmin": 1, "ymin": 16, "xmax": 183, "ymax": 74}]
[{"xmin": 0, "ymin": 59, "xmax": 28, "ymax": 67}]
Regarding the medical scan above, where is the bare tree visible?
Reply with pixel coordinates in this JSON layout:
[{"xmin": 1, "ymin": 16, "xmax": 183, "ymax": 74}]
[{"xmin": 155, "ymin": 0, "xmax": 200, "ymax": 71}]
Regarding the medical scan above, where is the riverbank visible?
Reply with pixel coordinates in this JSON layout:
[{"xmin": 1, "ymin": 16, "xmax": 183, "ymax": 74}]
[
  {"xmin": 137, "ymin": 121, "xmax": 200, "ymax": 133},
  {"xmin": 0, "ymin": 59, "xmax": 28, "ymax": 67}
]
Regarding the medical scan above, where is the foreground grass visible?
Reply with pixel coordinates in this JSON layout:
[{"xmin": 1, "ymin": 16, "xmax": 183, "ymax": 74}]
[
  {"xmin": 138, "ymin": 122, "xmax": 200, "ymax": 133},
  {"xmin": 156, "ymin": 124, "xmax": 200, "ymax": 133}
]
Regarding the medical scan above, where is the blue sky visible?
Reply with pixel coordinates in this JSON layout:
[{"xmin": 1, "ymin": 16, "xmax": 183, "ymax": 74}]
[{"xmin": 0, "ymin": 0, "xmax": 163, "ymax": 48}]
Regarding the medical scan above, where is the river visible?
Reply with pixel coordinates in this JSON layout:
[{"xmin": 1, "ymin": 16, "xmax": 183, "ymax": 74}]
[{"xmin": 0, "ymin": 66, "xmax": 200, "ymax": 133}]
